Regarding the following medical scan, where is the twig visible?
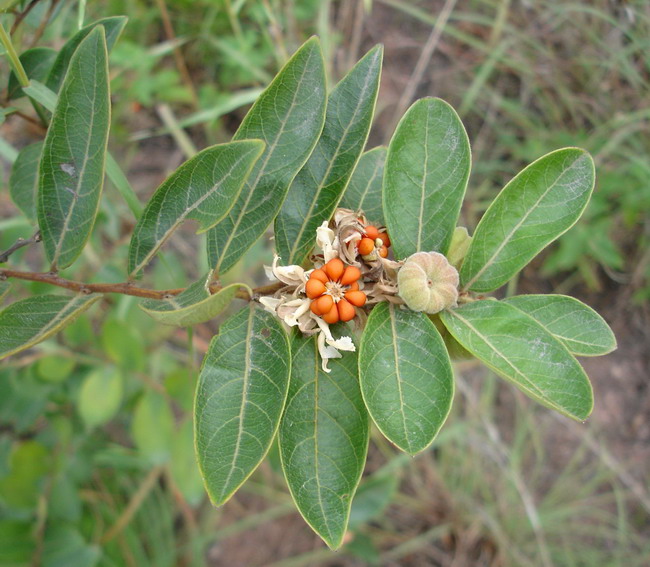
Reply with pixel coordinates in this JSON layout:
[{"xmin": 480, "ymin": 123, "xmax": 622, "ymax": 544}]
[
  {"xmin": 0, "ymin": 231, "xmax": 41, "ymax": 263},
  {"xmin": 29, "ymin": 0, "xmax": 60, "ymax": 49},
  {"xmin": 99, "ymin": 465, "xmax": 165, "ymax": 544},
  {"xmin": 385, "ymin": 0, "xmax": 458, "ymax": 140},
  {"xmin": 0, "ymin": 267, "xmax": 283, "ymax": 300},
  {"xmin": 10, "ymin": 0, "xmax": 41, "ymax": 34},
  {"xmin": 153, "ymin": 0, "xmax": 199, "ymax": 109}
]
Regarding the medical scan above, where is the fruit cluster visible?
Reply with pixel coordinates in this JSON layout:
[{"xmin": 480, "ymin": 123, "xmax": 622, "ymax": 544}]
[{"xmin": 306, "ymin": 258, "xmax": 366, "ymax": 323}]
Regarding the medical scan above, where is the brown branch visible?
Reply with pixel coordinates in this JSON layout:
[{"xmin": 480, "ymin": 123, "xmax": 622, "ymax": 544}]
[
  {"xmin": 10, "ymin": 0, "xmax": 42, "ymax": 34},
  {"xmin": 0, "ymin": 267, "xmax": 284, "ymax": 301},
  {"xmin": 0, "ymin": 231, "xmax": 41, "ymax": 263}
]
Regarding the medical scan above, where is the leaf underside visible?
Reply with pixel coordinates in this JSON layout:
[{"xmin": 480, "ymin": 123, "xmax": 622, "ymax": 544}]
[
  {"xmin": 195, "ymin": 305, "xmax": 291, "ymax": 506},
  {"xmin": 274, "ymin": 44, "xmax": 383, "ymax": 266},
  {"xmin": 206, "ymin": 36, "xmax": 327, "ymax": 275},
  {"xmin": 440, "ymin": 300, "xmax": 594, "ymax": 421},
  {"xmin": 384, "ymin": 97, "xmax": 471, "ymax": 259},
  {"xmin": 0, "ymin": 294, "xmax": 101, "ymax": 360},
  {"xmin": 503, "ymin": 294, "xmax": 616, "ymax": 356},
  {"xmin": 128, "ymin": 140, "xmax": 264, "ymax": 276},
  {"xmin": 9, "ymin": 141, "xmax": 43, "ymax": 221},
  {"xmin": 279, "ymin": 332, "xmax": 369, "ymax": 550},
  {"xmin": 139, "ymin": 278, "xmax": 246, "ymax": 327},
  {"xmin": 359, "ymin": 302, "xmax": 454, "ymax": 454},
  {"xmin": 460, "ymin": 148, "xmax": 595, "ymax": 292},
  {"xmin": 37, "ymin": 27, "xmax": 111, "ymax": 270},
  {"xmin": 339, "ymin": 146, "xmax": 387, "ymax": 225}
]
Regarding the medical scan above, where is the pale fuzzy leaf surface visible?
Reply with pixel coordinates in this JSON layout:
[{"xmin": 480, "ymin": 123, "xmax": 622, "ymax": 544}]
[
  {"xmin": 383, "ymin": 98, "xmax": 471, "ymax": 259},
  {"xmin": 279, "ymin": 332, "xmax": 369, "ymax": 550},
  {"xmin": 37, "ymin": 27, "xmax": 110, "ymax": 270},
  {"xmin": 45, "ymin": 16, "xmax": 127, "ymax": 93},
  {"xmin": 139, "ymin": 278, "xmax": 247, "ymax": 327},
  {"xmin": 206, "ymin": 37, "xmax": 327, "ymax": 275},
  {"xmin": 195, "ymin": 305, "xmax": 290, "ymax": 506},
  {"xmin": 128, "ymin": 140, "xmax": 264, "ymax": 276},
  {"xmin": 0, "ymin": 294, "xmax": 100, "ymax": 360},
  {"xmin": 339, "ymin": 146, "xmax": 386, "ymax": 225},
  {"xmin": 460, "ymin": 148, "xmax": 595, "ymax": 292},
  {"xmin": 7, "ymin": 47, "xmax": 56, "ymax": 100},
  {"xmin": 9, "ymin": 141, "xmax": 43, "ymax": 221},
  {"xmin": 503, "ymin": 294, "xmax": 616, "ymax": 356},
  {"xmin": 0, "ymin": 281, "xmax": 10, "ymax": 302},
  {"xmin": 440, "ymin": 300, "xmax": 594, "ymax": 421},
  {"xmin": 359, "ymin": 302, "xmax": 453, "ymax": 454},
  {"xmin": 274, "ymin": 45, "xmax": 383, "ymax": 265}
]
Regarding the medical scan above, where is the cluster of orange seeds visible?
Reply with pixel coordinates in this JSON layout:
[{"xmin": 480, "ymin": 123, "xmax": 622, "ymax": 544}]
[
  {"xmin": 357, "ymin": 225, "xmax": 390, "ymax": 258},
  {"xmin": 306, "ymin": 258, "xmax": 366, "ymax": 323}
]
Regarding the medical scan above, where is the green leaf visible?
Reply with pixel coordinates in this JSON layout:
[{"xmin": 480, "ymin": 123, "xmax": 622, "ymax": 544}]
[
  {"xmin": 170, "ymin": 419, "xmax": 205, "ymax": 507},
  {"xmin": 37, "ymin": 27, "xmax": 111, "ymax": 270},
  {"xmin": 45, "ymin": 16, "xmax": 127, "ymax": 93},
  {"xmin": 9, "ymin": 141, "xmax": 42, "ymax": 221},
  {"xmin": 274, "ymin": 45, "xmax": 383, "ymax": 265},
  {"xmin": 348, "ymin": 472, "xmax": 399, "ymax": 530},
  {"xmin": 132, "ymin": 391, "xmax": 175, "ymax": 465},
  {"xmin": 7, "ymin": 47, "xmax": 56, "ymax": 100},
  {"xmin": 43, "ymin": 524, "xmax": 100, "ymax": 567},
  {"xmin": 359, "ymin": 302, "xmax": 453, "ymax": 454},
  {"xmin": 0, "ymin": 281, "xmax": 10, "ymax": 302},
  {"xmin": 0, "ymin": 294, "xmax": 100, "ymax": 360},
  {"xmin": 440, "ymin": 300, "xmax": 594, "ymax": 421},
  {"xmin": 128, "ymin": 140, "xmax": 263, "ymax": 276},
  {"xmin": 21, "ymin": 80, "xmax": 140, "ymax": 221},
  {"xmin": 503, "ymin": 294, "xmax": 616, "ymax": 356},
  {"xmin": 77, "ymin": 367, "xmax": 123, "ymax": 429},
  {"xmin": 0, "ymin": 441, "xmax": 49, "ymax": 509},
  {"xmin": 383, "ymin": 98, "xmax": 471, "ymax": 259},
  {"xmin": 100, "ymin": 319, "xmax": 145, "ymax": 372},
  {"xmin": 339, "ymin": 146, "xmax": 386, "ymax": 225},
  {"xmin": 206, "ymin": 37, "xmax": 327, "ymax": 275},
  {"xmin": 22, "ymin": 79, "xmax": 57, "ymax": 110},
  {"xmin": 279, "ymin": 332, "xmax": 369, "ymax": 550},
  {"xmin": 139, "ymin": 277, "xmax": 246, "ymax": 327},
  {"xmin": 36, "ymin": 355, "xmax": 76, "ymax": 383},
  {"xmin": 460, "ymin": 148, "xmax": 596, "ymax": 292},
  {"xmin": 195, "ymin": 305, "xmax": 290, "ymax": 505}
]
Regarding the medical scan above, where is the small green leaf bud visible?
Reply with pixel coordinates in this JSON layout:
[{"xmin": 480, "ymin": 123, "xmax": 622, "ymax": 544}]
[{"xmin": 447, "ymin": 227, "xmax": 472, "ymax": 269}]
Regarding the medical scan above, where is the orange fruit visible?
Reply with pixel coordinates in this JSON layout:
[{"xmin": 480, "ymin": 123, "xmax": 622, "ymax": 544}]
[
  {"xmin": 357, "ymin": 237, "xmax": 375, "ymax": 255},
  {"xmin": 340, "ymin": 265, "xmax": 361, "ymax": 286}
]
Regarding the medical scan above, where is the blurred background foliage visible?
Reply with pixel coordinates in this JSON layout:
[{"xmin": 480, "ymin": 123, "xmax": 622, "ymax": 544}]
[{"xmin": 0, "ymin": 0, "xmax": 649, "ymax": 565}]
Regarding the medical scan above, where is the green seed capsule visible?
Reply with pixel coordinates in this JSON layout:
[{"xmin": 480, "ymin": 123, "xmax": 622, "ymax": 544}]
[{"xmin": 397, "ymin": 251, "xmax": 459, "ymax": 314}]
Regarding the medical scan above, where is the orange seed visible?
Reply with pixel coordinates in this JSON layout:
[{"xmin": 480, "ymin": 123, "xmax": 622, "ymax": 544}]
[
  {"xmin": 337, "ymin": 299, "xmax": 356, "ymax": 322},
  {"xmin": 305, "ymin": 278, "xmax": 326, "ymax": 299},
  {"xmin": 365, "ymin": 225, "xmax": 380, "ymax": 240},
  {"xmin": 324, "ymin": 258, "xmax": 344, "ymax": 281},
  {"xmin": 379, "ymin": 245, "xmax": 388, "ymax": 258},
  {"xmin": 357, "ymin": 237, "xmax": 375, "ymax": 256},
  {"xmin": 314, "ymin": 294, "xmax": 333, "ymax": 315},
  {"xmin": 322, "ymin": 303, "xmax": 340, "ymax": 324},
  {"xmin": 344, "ymin": 290, "xmax": 366, "ymax": 307},
  {"xmin": 340, "ymin": 266, "xmax": 361, "ymax": 286},
  {"xmin": 309, "ymin": 268, "xmax": 329, "ymax": 283}
]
